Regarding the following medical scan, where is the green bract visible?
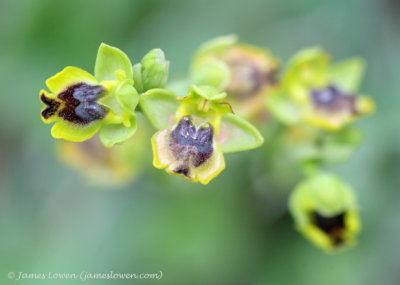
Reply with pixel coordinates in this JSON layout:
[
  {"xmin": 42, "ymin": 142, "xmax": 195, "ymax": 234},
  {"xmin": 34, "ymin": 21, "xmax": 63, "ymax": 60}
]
[
  {"xmin": 140, "ymin": 85, "xmax": 264, "ymax": 184},
  {"xmin": 276, "ymin": 124, "xmax": 363, "ymax": 167},
  {"xmin": 39, "ymin": 43, "xmax": 139, "ymax": 147},
  {"xmin": 268, "ymin": 47, "xmax": 375, "ymax": 131},
  {"xmin": 289, "ymin": 172, "xmax": 361, "ymax": 252}
]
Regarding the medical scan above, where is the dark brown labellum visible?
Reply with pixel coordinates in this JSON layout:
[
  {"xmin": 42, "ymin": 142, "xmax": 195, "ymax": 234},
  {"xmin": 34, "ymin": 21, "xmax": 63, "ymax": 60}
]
[
  {"xmin": 40, "ymin": 94, "xmax": 61, "ymax": 119},
  {"xmin": 57, "ymin": 83, "xmax": 107, "ymax": 125},
  {"xmin": 169, "ymin": 116, "xmax": 214, "ymax": 177},
  {"xmin": 312, "ymin": 211, "xmax": 346, "ymax": 246}
]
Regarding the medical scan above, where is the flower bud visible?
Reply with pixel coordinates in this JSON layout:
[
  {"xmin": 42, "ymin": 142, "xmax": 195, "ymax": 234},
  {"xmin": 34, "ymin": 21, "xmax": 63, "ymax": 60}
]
[
  {"xmin": 289, "ymin": 172, "xmax": 361, "ymax": 252},
  {"xmin": 139, "ymin": 48, "xmax": 169, "ymax": 92}
]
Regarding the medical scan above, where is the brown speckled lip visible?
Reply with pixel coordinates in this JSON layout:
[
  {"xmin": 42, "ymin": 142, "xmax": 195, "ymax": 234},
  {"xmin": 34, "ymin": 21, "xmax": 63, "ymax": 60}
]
[
  {"xmin": 57, "ymin": 82, "xmax": 107, "ymax": 125},
  {"xmin": 169, "ymin": 116, "xmax": 214, "ymax": 177}
]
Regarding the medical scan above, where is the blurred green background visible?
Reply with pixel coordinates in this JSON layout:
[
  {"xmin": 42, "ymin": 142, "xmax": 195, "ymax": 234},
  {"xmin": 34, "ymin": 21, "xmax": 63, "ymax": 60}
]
[{"xmin": 0, "ymin": 0, "xmax": 399, "ymax": 284}]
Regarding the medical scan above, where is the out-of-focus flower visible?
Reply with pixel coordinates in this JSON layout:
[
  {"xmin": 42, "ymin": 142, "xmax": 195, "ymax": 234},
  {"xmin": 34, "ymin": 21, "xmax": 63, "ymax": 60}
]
[
  {"xmin": 289, "ymin": 172, "xmax": 361, "ymax": 252},
  {"xmin": 56, "ymin": 115, "xmax": 150, "ymax": 187},
  {"xmin": 40, "ymin": 43, "xmax": 140, "ymax": 147},
  {"xmin": 190, "ymin": 35, "xmax": 279, "ymax": 119},
  {"xmin": 140, "ymin": 85, "xmax": 264, "ymax": 184},
  {"xmin": 268, "ymin": 48, "xmax": 375, "ymax": 131}
]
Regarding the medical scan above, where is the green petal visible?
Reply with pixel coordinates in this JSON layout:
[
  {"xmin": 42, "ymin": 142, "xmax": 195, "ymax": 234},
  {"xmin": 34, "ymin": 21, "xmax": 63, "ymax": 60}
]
[
  {"xmin": 329, "ymin": 58, "xmax": 365, "ymax": 93},
  {"xmin": 115, "ymin": 80, "xmax": 139, "ymax": 115},
  {"xmin": 190, "ymin": 57, "xmax": 230, "ymax": 90},
  {"xmin": 99, "ymin": 117, "xmax": 137, "ymax": 148},
  {"xmin": 190, "ymin": 85, "xmax": 227, "ymax": 101},
  {"xmin": 46, "ymin": 66, "xmax": 97, "ymax": 93},
  {"xmin": 139, "ymin": 88, "xmax": 179, "ymax": 130},
  {"xmin": 95, "ymin": 43, "xmax": 133, "ymax": 81},
  {"xmin": 284, "ymin": 47, "xmax": 330, "ymax": 90},
  {"xmin": 217, "ymin": 113, "xmax": 264, "ymax": 153},
  {"xmin": 141, "ymin": 48, "xmax": 169, "ymax": 91},
  {"xmin": 51, "ymin": 120, "xmax": 102, "ymax": 142}
]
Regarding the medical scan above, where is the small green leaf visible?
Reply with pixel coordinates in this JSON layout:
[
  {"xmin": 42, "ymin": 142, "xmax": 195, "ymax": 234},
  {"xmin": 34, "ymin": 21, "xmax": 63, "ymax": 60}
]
[
  {"xmin": 99, "ymin": 117, "xmax": 137, "ymax": 148},
  {"xmin": 115, "ymin": 80, "xmax": 139, "ymax": 115},
  {"xmin": 191, "ymin": 58, "xmax": 230, "ymax": 90},
  {"xmin": 217, "ymin": 113, "xmax": 264, "ymax": 153},
  {"xmin": 95, "ymin": 43, "xmax": 133, "ymax": 81},
  {"xmin": 141, "ymin": 48, "xmax": 169, "ymax": 91},
  {"xmin": 140, "ymin": 89, "xmax": 179, "ymax": 130},
  {"xmin": 329, "ymin": 58, "xmax": 365, "ymax": 93}
]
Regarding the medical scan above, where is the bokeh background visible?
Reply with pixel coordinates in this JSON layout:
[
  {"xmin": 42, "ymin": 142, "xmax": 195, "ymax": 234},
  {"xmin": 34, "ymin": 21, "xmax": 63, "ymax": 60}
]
[{"xmin": 0, "ymin": 0, "xmax": 399, "ymax": 284}]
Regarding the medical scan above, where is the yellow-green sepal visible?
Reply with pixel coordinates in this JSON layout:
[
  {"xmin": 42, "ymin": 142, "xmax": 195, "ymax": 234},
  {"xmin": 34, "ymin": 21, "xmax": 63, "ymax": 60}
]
[
  {"xmin": 190, "ymin": 57, "xmax": 230, "ymax": 90},
  {"xmin": 217, "ymin": 113, "xmax": 264, "ymax": 153},
  {"xmin": 51, "ymin": 120, "xmax": 103, "ymax": 142},
  {"xmin": 46, "ymin": 66, "xmax": 97, "ymax": 93},
  {"xmin": 283, "ymin": 47, "xmax": 330, "ymax": 102},
  {"xmin": 139, "ymin": 88, "xmax": 179, "ymax": 130},
  {"xmin": 99, "ymin": 116, "xmax": 137, "ymax": 148},
  {"xmin": 328, "ymin": 58, "xmax": 365, "ymax": 93},
  {"xmin": 95, "ymin": 43, "xmax": 133, "ymax": 82}
]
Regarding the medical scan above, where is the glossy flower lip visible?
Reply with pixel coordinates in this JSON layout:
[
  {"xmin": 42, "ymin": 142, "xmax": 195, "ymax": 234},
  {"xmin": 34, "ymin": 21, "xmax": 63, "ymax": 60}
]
[
  {"xmin": 151, "ymin": 115, "xmax": 225, "ymax": 184},
  {"xmin": 40, "ymin": 66, "xmax": 109, "ymax": 142}
]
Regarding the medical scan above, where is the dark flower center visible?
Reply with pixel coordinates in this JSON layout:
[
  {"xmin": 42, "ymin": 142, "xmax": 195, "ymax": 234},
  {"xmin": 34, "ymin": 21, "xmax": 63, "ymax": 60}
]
[
  {"xmin": 169, "ymin": 116, "xmax": 214, "ymax": 177},
  {"xmin": 226, "ymin": 60, "xmax": 276, "ymax": 100},
  {"xmin": 312, "ymin": 211, "xmax": 346, "ymax": 246},
  {"xmin": 57, "ymin": 83, "xmax": 107, "ymax": 125},
  {"xmin": 311, "ymin": 85, "xmax": 357, "ymax": 114}
]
